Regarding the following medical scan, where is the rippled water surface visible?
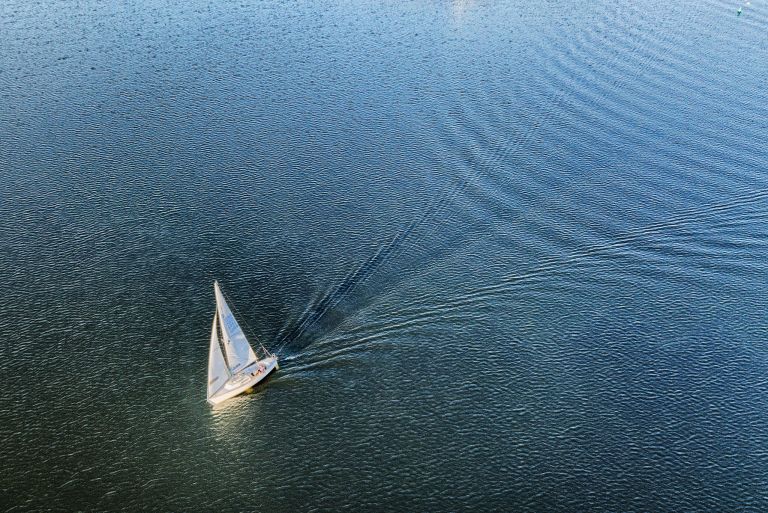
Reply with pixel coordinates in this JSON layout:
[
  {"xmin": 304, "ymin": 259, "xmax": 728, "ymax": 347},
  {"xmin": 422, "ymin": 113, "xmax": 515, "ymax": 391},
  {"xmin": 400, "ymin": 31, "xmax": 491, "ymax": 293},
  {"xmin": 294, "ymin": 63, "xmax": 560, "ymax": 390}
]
[{"xmin": 2, "ymin": 0, "xmax": 768, "ymax": 511}]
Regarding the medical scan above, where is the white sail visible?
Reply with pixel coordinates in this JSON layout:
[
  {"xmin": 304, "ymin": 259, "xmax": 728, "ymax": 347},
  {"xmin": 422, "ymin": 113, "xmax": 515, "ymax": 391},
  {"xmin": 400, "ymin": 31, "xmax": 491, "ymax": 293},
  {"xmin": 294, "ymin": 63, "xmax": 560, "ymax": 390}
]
[
  {"xmin": 214, "ymin": 281, "xmax": 258, "ymax": 373},
  {"xmin": 207, "ymin": 314, "xmax": 230, "ymax": 399}
]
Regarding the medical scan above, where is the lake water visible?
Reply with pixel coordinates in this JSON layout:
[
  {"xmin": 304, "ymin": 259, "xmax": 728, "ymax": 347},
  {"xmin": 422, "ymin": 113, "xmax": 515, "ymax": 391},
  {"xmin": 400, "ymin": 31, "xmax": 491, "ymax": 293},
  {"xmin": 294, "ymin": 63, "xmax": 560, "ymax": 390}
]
[{"xmin": 2, "ymin": 0, "xmax": 767, "ymax": 511}]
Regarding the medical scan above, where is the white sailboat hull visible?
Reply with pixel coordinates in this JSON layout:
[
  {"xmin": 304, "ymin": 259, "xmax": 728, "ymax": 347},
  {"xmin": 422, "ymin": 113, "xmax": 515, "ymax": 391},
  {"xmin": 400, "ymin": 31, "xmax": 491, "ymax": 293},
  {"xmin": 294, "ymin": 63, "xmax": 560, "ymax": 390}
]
[{"xmin": 207, "ymin": 356, "xmax": 278, "ymax": 406}]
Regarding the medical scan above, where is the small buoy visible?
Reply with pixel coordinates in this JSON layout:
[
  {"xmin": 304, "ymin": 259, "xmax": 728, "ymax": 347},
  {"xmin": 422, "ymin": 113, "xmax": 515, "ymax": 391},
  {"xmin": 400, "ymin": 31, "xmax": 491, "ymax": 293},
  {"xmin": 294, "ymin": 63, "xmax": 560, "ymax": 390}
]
[{"xmin": 245, "ymin": 387, "xmax": 254, "ymax": 394}]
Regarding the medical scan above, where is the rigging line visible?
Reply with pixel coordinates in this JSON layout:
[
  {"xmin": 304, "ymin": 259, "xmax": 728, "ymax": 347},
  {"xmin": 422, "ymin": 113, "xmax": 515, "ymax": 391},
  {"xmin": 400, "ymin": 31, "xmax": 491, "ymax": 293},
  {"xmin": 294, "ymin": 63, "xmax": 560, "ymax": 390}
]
[{"xmin": 218, "ymin": 283, "xmax": 275, "ymax": 358}]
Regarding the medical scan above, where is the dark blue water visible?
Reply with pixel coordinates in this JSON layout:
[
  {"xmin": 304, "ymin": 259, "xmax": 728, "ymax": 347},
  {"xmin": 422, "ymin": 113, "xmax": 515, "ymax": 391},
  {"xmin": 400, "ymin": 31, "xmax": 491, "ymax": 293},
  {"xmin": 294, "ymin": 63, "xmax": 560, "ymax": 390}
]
[{"xmin": 2, "ymin": 0, "xmax": 767, "ymax": 511}]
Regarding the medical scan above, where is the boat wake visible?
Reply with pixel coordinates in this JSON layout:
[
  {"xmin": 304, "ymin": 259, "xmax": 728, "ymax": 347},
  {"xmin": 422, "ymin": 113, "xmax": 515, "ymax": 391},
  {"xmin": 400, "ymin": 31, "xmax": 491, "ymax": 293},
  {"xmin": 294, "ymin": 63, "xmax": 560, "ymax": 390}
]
[
  {"xmin": 293, "ymin": 187, "xmax": 768, "ymax": 357},
  {"xmin": 271, "ymin": 86, "xmax": 573, "ymax": 359}
]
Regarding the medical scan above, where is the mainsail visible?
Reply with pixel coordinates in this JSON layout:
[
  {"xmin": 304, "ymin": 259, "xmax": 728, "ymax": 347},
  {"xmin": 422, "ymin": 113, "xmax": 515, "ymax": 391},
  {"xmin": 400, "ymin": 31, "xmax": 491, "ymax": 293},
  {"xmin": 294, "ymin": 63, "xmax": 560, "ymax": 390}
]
[
  {"xmin": 207, "ymin": 315, "xmax": 230, "ymax": 398},
  {"xmin": 214, "ymin": 281, "xmax": 258, "ymax": 373}
]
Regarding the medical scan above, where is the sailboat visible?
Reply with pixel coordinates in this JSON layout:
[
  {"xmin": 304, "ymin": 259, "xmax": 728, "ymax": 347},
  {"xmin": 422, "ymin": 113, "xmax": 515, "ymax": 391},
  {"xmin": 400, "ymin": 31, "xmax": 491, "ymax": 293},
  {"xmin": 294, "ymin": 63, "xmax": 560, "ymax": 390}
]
[{"xmin": 207, "ymin": 281, "xmax": 278, "ymax": 405}]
